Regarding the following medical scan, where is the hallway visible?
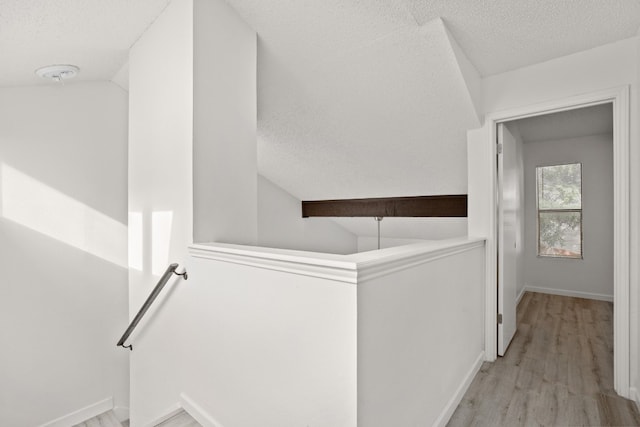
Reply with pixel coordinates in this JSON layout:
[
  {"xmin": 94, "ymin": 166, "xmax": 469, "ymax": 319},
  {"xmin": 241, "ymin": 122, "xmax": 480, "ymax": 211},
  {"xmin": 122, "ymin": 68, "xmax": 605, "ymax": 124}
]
[{"xmin": 448, "ymin": 292, "xmax": 640, "ymax": 426}]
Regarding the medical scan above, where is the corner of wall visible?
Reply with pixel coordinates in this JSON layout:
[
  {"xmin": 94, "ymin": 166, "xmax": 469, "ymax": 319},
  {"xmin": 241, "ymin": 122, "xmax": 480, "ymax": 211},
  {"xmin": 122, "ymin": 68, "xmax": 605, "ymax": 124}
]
[
  {"xmin": 632, "ymin": 26, "xmax": 640, "ymax": 399},
  {"xmin": 180, "ymin": 394, "xmax": 225, "ymax": 427},
  {"xmin": 630, "ymin": 387, "xmax": 640, "ymax": 412},
  {"xmin": 433, "ymin": 351, "xmax": 485, "ymax": 427},
  {"xmin": 440, "ymin": 20, "xmax": 483, "ymax": 126},
  {"xmin": 111, "ymin": 60, "xmax": 129, "ymax": 93},
  {"xmin": 257, "ymin": 174, "xmax": 358, "ymax": 254},
  {"xmin": 192, "ymin": 0, "xmax": 257, "ymax": 245},
  {"xmin": 113, "ymin": 406, "xmax": 130, "ymax": 423}
]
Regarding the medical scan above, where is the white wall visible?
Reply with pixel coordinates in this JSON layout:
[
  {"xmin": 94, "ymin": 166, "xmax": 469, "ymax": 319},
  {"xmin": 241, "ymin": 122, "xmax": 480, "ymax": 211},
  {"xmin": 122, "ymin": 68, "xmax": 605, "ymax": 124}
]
[
  {"xmin": 128, "ymin": 0, "xmax": 193, "ymax": 278},
  {"xmin": 0, "ymin": 83, "xmax": 129, "ymax": 426},
  {"xmin": 523, "ymin": 134, "xmax": 613, "ymax": 299},
  {"xmin": 128, "ymin": 0, "xmax": 259, "ymax": 423},
  {"xmin": 193, "ymin": 0, "xmax": 257, "ymax": 245},
  {"xmin": 258, "ymin": 175, "xmax": 357, "ymax": 254},
  {"xmin": 357, "ymin": 242, "xmax": 485, "ymax": 426},
  {"xmin": 336, "ymin": 217, "xmax": 468, "ymax": 252},
  {"xmin": 170, "ymin": 252, "xmax": 358, "ymax": 426},
  {"xmin": 257, "ymin": 177, "xmax": 468, "ymax": 254},
  {"xmin": 128, "ymin": 0, "xmax": 194, "ymax": 423},
  {"xmin": 482, "ymin": 38, "xmax": 637, "ymax": 114},
  {"xmin": 178, "ymin": 238, "xmax": 483, "ymax": 427}
]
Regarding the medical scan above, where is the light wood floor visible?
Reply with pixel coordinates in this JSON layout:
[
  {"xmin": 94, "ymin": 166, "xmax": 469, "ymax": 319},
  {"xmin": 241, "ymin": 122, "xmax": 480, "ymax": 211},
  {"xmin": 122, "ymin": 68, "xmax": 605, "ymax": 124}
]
[
  {"xmin": 156, "ymin": 410, "xmax": 201, "ymax": 427},
  {"xmin": 73, "ymin": 410, "xmax": 122, "ymax": 427},
  {"xmin": 448, "ymin": 292, "xmax": 640, "ymax": 426},
  {"xmin": 74, "ymin": 409, "xmax": 199, "ymax": 427}
]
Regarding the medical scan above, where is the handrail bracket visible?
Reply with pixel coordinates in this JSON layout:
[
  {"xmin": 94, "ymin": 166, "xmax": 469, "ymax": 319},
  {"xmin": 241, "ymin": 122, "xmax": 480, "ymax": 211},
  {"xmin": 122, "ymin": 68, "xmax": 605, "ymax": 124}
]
[{"xmin": 173, "ymin": 269, "xmax": 188, "ymax": 280}]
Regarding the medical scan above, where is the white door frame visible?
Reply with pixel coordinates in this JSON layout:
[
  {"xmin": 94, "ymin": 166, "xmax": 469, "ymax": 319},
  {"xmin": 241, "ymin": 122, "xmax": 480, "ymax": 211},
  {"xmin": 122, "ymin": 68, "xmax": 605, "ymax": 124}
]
[{"xmin": 480, "ymin": 85, "xmax": 630, "ymax": 398}]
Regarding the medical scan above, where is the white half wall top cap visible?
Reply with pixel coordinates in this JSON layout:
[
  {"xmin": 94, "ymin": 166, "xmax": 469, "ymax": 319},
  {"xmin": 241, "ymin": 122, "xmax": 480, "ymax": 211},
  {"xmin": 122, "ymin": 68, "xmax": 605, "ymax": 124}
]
[{"xmin": 35, "ymin": 64, "xmax": 80, "ymax": 82}]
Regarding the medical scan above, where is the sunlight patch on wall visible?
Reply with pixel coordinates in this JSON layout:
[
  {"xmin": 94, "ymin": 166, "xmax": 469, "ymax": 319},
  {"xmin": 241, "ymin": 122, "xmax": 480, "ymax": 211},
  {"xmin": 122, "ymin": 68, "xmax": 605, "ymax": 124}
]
[
  {"xmin": 129, "ymin": 212, "xmax": 143, "ymax": 271},
  {"xmin": 152, "ymin": 211, "xmax": 173, "ymax": 276},
  {"xmin": 1, "ymin": 163, "xmax": 127, "ymax": 268}
]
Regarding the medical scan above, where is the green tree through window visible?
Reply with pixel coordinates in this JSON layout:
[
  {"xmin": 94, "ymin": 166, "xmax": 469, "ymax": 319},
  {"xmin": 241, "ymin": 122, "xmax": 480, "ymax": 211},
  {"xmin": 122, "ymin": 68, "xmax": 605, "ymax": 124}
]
[{"xmin": 536, "ymin": 163, "xmax": 582, "ymax": 258}]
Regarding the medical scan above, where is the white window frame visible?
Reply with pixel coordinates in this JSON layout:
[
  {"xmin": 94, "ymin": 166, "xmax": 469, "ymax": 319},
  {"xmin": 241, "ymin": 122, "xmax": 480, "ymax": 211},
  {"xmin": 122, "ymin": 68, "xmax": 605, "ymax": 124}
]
[{"xmin": 535, "ymin": 162, "xmax": 583, "ymax": 259}]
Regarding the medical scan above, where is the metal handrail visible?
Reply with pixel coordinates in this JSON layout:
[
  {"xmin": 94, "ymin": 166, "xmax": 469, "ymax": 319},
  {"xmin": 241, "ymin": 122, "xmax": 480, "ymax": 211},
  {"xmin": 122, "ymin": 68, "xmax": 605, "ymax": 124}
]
[{"xmin": 117, "ymin": 263, "xmax": 188, "ymax": 350}]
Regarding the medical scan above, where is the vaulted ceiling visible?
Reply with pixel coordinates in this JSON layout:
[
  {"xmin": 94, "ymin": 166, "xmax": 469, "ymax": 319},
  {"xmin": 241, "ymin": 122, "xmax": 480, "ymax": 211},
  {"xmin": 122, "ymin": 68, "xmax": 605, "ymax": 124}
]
[
  {"xmin": 2, "ymin": 0, "xmax": 638, "ymax": 202},
  {"xmin": 224, "ymin": 0, "xmax": 640, "ymax": 199},
  {"xmin": 255, "ymin": 17, "xmax": 482, "ymax": 200}
]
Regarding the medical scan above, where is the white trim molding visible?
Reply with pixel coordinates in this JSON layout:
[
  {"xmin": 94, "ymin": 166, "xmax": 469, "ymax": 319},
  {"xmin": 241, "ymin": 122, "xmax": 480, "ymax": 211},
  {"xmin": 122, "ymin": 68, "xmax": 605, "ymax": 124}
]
[
  {"xmin": 516, "ymin": 287, "xmax": 526, "ymax": 305},
  {"xmin": 189, "ymin": 238, "xmax": 485, "ymax": 285},
  {"xmin": 189, "ymin": 243, "xmax": 358, "ymax": 284},
  {"xmin": 434, "ymin": 351, "xmax": 485, "ymax": 427},
  {"xmin": 39, "ymin": 397, "xmax": 113, "ymax": 427},
  {"xmin": 630, "ymin": 387, "xmax": 640, "ymax": 412},
  {"xmin": 355, "ymin": 239, "xmax": 485, "ymax": 283},
  {"xmin": 475, "ymin": 85, "xmax": 631, "ymax": 398},
  {"xmin": 143, "ymin": 395, "xmax": 226, "ymax": 427},
  {"xmin": 144, "ymin": 406, "xmax": 182, "ymax": 427},
  {"xmin": 524, "ymin": 286, "xmax": 613, "ymax": 302}
]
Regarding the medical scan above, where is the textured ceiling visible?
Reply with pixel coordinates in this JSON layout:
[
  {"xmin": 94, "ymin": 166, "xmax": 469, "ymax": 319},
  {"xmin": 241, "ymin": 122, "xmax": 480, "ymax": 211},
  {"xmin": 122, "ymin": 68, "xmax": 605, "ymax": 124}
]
[
  {"xmin": 5, "ymin": 1, "xmax": 636, "ymax": 87},
  {"xmin": 516, "ymin": 103, "xmax": 613, "ymax": 143},
  {"xmin": 224, "ymin": 0, "xmax": 640, "ymax": 200},
  {"xmin": 227, "ymin": 0, "xmax": 640, "ymax": 77},
  {"xmin": 0, "ymin": 0, "xmax": 170, "ymax": 87},
  {"xmin": 257, "ymin": 17, "xmax": 480, "ymax": 200},
  {"xmin": 408, "ymin": 0, "xmax": 640, "ymax": 76},
  {"xmin": 2, "ymin": 0, "xmax": 637, "ymax": 202}
]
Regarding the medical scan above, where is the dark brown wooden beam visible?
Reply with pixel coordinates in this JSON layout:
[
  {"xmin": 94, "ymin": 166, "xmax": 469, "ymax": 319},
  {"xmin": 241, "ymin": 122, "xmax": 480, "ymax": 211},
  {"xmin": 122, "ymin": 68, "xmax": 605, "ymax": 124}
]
[{"xmin": 301, "ymin": 195, "xmax": 467, "ymax": 218}]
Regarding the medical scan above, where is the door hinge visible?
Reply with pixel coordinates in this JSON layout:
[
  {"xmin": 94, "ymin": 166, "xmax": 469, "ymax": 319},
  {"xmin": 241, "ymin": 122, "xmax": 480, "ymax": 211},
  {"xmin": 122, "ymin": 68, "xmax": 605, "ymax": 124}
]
[
  {"xmin": 497, "ymin": 143, "xmax": 503, "ymax": 154},
  {"xmin": 497, "ymin": 313, "xmax": 503, "ymax": 324}
]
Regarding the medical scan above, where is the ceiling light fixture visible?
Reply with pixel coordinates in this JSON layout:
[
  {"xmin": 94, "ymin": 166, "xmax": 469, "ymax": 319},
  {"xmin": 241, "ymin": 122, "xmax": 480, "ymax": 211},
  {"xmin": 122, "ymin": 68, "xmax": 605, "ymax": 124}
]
[{"xmin": 35, "ymin": 64, "xmax": 80, "ymax": 82}]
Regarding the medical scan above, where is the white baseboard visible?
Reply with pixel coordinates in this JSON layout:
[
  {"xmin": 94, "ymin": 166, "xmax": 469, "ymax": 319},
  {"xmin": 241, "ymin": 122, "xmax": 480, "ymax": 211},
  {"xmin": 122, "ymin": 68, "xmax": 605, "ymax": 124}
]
[
  {"xmin": 630, "ymin": 387, "xmax": 640, "ymax": 412},
  {"xmin": 524, "ymin": 285, "xmax": 613, "ymax": 302},
  {"xmin": 144, "ymin": 405, "xmax": 182, "ymax": 427},
  {"xmin": 433, "ymin": 351, "xmax": 485, "ymax": 427},
  {"xmin": 516, "ymin": 287, "xmax": 526, "ymax": 305},
  {"xmin": 39, "ymin": 397, "xmax": 113, "ymax": 427},
  {"xmin": 180, "ymin": 393, "xmax": 224, "ymax": 427}
]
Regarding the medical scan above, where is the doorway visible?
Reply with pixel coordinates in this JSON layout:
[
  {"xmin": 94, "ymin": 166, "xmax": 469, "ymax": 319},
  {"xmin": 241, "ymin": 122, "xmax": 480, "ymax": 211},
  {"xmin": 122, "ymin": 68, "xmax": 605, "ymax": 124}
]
[
  {"xmin": 497, "ymin": 103, "xmax": 614, "ymax": 358},
  {"xmin": 468, "ymin": 86, "xmax": 631, "ymax": 398}
]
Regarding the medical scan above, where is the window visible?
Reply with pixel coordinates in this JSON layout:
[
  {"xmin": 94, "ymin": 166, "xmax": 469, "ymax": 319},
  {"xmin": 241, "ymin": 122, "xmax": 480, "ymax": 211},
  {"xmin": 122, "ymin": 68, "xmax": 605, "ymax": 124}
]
[{"xmin": 536, "ymin": 163, "xmax": 582, "ymax": 258}]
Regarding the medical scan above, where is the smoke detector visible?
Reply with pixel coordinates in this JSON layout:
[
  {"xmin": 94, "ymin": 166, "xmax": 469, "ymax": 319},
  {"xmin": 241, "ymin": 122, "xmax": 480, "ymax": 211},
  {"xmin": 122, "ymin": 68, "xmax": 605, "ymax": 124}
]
[{"xmin": 35, "ymin": 64, "xmax": 80, "ymax": 82}]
